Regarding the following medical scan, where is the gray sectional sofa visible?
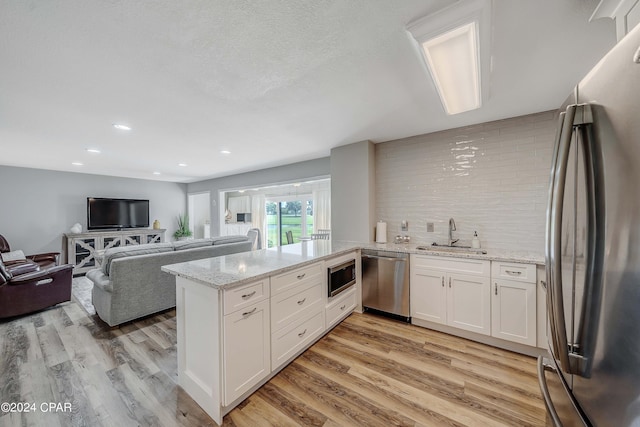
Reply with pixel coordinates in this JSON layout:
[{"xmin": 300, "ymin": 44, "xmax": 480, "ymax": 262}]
[{"xmin": 86, "ymin": 235, "xmax": 252, "ymax": 326}]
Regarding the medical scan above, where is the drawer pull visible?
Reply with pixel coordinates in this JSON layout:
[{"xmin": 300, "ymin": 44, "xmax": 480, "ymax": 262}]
[
  {"xmin": 441, "ymin": 277, "xmax": 444, "ymax": 287},
  {"xmin": 242, "ymin": 307, "xmax": 257, "ymax": 317},
  {"xmin": 297, "ymin": 273, "xmax": 306, "ymax": 280},
  {"xmin": 297, "ymin": 298, "xmax": 306, "ymax": 305},
  {"xmin": 449, "ymin": 277, "xmax": 451, "ymax": 288},
  {"xmin": 298, "ymin": 329, "xmax": 307, "ymax": 338},
  {"xmin": 505, "ymin": 270, "xmax": 522, "ymax": 275},
  {"xmin": 241, "ymin": 290, "xmax": 256, "ymax": 299},
  {"xmin": 495, "ymin": 283, "xmax": 498, "ymax": 295},
  {"xmin": 340, "ymin": 304, "xmax": 346, "ymax": 311}
]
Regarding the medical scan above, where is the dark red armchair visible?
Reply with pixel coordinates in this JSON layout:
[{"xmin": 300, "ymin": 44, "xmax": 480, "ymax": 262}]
[
  {"xmin": 0, "ymin": 259, "xmax": 73, "ymax": 319},
  {"xmin": 0, "ymin": 235, "xmax": 72, "ymax": 319},
  {"xmin": 0, "ymin": 234, "xmax": 60, "ymax": 269}
]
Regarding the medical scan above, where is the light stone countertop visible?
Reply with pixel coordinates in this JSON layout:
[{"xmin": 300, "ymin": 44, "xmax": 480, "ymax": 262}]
[
  {"xmin": 357, "ymin": 241, "xmax": 545, "ymax": 265},
  {"xmin": 161, "ymin": 240, "xmax": 360, "ymax": 289},
  {"xmin": 162, "ymin": 240, "xmax": 545, "ymax": 290}
]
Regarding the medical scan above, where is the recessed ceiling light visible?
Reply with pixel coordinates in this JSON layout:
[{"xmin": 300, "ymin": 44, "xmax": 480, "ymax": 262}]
[
  {"xmin": 72, "ymin": 162, "xmax": 83, "ymax": 166},
  {"xmin": 113, "ymin": 123, "xmax": 131, "ymax": 131},
  {"xmin": 86, "ymin": 148, "xmax": 101, "ymax": 154},
  {"xmin": 220, "ymin": 150, "xmax": 231, "ymax": 155},
  {"xmin": 238, "ymin": 190, "xmax": 245, "ymax": 193},
  {"xmin": 178, "ymin": 163, "xmax": 187, "ymax": 167},
  {"xmin": 293, "ymin": 183, "xmax": 301, "ymax": 187},
  {"xmin": 153, "ymin": 171, "xmax": 161, "ymax": 175}
]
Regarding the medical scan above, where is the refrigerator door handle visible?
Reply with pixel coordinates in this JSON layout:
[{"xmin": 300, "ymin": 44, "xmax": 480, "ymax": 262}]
[
  {"xmin": 548, "ymin": 104, "xmax": 578, "ymax": 374},
  {"xmin": 537, "ymin": 356, "xmax": 563, "ymax": 427}
]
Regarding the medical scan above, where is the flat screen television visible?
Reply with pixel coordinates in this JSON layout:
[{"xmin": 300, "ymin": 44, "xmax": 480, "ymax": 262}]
[{"xmin": 87, "ymin": 197, "xmax": 150, "ymax": 230}]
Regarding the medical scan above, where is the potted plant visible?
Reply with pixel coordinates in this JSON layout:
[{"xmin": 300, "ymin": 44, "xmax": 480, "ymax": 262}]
[{"xmin": 174, "ymin": 214, "xmax": 193, "ymax": 240}]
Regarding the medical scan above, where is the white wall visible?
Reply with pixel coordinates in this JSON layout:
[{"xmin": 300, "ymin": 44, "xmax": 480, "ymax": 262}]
[
  {"xmin": 331, "ymin": 140, "xmax": 376, "ymax": 242},
  {"xmin": 375, "ymin": 111, "xmax": 556, "ymax": 253},
  {"xmin": 189, "ymin": 192, "xmax": 211, "ymax": 239},
  {"xmin": 0, "ymin": 166, "xmax": 187, "ymax": 255},
  {"xmin": 187, "ymin": 158, "xmax": 330, "ymax": 236}
]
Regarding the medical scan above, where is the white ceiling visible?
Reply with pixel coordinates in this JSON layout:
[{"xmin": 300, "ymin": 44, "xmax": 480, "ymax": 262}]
[{"xmin": 0, "ymin": 0, "xmax": 615, "ymax": 183}]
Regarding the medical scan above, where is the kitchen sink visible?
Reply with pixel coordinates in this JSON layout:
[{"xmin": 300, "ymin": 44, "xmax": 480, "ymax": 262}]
[{"xmin": 415, "ymin": 244, "xmax": 487, "ymax": 255}]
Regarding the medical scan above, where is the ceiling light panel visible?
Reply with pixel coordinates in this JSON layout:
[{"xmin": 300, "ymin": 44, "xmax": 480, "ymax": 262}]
[
  {"xmin": 421, "ymin": 22, "xmax": 480, "ymax": 114},
  {"xmin": 407, "ymin": 0, "xmax": 491, "ymax": 115},
  {"xmin": 112, "ymin": 123, "xmax": 131, "ymax": 131}
]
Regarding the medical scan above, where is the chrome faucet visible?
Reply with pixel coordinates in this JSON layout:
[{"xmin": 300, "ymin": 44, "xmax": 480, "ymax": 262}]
[{"xmin": 448, "ymin": 218, "xmax": 459, "ymax": 246}]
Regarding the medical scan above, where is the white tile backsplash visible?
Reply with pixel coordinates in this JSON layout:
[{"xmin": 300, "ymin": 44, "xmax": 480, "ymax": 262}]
[{"xmin": 375, "ymin": 111, "xmax": 556, "ymax": 253}]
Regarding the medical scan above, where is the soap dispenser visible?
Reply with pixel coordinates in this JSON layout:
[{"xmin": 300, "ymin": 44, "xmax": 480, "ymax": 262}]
[{"xmin": 471, "ymin": 231, "xmax": 481, "ymax": 249}]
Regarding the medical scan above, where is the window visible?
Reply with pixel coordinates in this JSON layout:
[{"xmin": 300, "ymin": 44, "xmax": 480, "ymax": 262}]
[{"xmin": 266, "ymin": 196, "xmax": 313, "ymax": 247}]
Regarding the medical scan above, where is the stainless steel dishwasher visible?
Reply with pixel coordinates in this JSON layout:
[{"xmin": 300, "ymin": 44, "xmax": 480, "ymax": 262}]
[{"xmin": 361, "ymin": 250, "xmax": 410, "ymax": 322}]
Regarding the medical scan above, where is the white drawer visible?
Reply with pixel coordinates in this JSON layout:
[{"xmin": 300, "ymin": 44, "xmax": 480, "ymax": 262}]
[
  {"xmin": 223, "ymin": 280, "xmax": 268, "ymax": 315},
  {"xmin": 271, "ymin": 280, "xmax": 323, "ymax": 331},
  {"xmin": 271, "ymin": 263, "xmax": 323, "ymax": 295},
  {"xmin": 411, "ymin": 254, "xmax": 490, "ymax": 277},
  {"xmin": 271, "ymin": 309, "xmax": 324, "ymax": 370},
  {"xmin": 491, "ymin": 262, "xmax": 536, "ymax": 283},
  {"xmin": 326, "ymin": 287, "xmax": 356, "ymax": 329}
]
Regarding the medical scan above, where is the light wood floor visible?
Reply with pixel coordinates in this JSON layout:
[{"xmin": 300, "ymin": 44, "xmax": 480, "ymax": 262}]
[{"xmin": 0, "ymin": 297, "xmax": 547, "ymax": 427}]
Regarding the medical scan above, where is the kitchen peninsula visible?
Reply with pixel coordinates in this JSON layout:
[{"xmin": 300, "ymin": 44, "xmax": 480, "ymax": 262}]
[
  {"xmin": 161, "ymin": 240, "xmax": 361, "ymax": 424},
  {"xmin": 162, "ymin": 239, "xmax": 546, "ymax": 424}
]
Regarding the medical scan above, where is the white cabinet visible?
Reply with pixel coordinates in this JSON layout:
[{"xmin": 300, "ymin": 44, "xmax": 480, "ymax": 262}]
[
  {"xmin": 448, "ymin": 273, "xmax": 491, "ymax": 335},
  {"xmin": 490, "ymin": 262, "xmax": 537, "ymax": 346},
  {"xmin": 411, "ymin": 255, "xmax": 491, "ymax": 336},
  {"xmin": 223, "ymin": 298, "xmax": 270, "ymax": 405},
  {"xmin": 270, "ymin": 263, "xmax": 324, "ymax": 370},
  {"xmin": 222, "ymin": 279, "xmax": 271, "ymax": 406},
  {"xmin": 410, "ymin": 267, "xmax": 447, "ymax": 324},
  {"xmin": 326, "ymin": 286, "xmax": 357, "ymax": 329}
]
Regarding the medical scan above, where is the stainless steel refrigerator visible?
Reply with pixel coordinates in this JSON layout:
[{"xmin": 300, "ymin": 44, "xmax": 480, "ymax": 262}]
[{"xmin": 538, "ymin": 23, "xmax": 640, "ymax": 426}]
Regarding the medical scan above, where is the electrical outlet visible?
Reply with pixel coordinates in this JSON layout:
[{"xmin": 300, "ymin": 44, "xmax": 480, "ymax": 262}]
[{"xmin": 427, "ymin": 222, "xmax": 434, "ymax": 232}]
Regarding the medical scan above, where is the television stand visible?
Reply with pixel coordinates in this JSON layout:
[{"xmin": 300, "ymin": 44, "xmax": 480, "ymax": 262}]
[{"xmin": 63, "ymin": 229, "xmax": 166, "ymax": 276}]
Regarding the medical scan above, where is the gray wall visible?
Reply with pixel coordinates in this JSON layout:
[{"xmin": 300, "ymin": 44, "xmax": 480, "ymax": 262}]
[
  {"xmin": 187, "ymin": 158, "xmax": 330, "ymax": 236},
  {"xmin": 0, "ymin": 166, "xmax": 187, "ymax": 255},
  {"xmin": 331, "ymin": 141, "xmax": 375, "ymax": 242}
]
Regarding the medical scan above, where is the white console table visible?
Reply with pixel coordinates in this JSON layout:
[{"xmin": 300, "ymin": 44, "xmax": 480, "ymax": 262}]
[{"xmin": 64, "ymin": 229, "xmax": 166, "ymax": 275}]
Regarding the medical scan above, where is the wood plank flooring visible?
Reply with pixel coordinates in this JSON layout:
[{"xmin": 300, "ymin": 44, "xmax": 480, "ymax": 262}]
[{"xmin": 0, "ymin": 296, "xmax": 547, "ymax": 426}]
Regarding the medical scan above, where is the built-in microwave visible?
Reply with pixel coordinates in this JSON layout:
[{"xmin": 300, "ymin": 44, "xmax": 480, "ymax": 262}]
[
  {"xmin": 328, "ymin": 259, "xmax": 356, "ymax": 297},
  {"xmin": 236, "ymin": 212, "xmax": 252, "ymax": 223}
]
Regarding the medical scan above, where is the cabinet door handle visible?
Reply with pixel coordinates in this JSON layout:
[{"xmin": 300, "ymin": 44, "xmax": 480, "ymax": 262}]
[
  {"xmin": 505, "ymin": 270, "xmax": 522, "ymax": 276},
  {"xmin": 241, "ymin": 290, "xmax": 256, "ymax": 299},
  {"xmin": 297, "ymin": 298, "xmax": 306, "ymax": 305},
  {"xmin": 340, "ymin": 304, "xmax": 346, "ymax": 310},
  {"xmin": 297, "ymin": 273, "xmax": 306, "ymax": 280},
  {"xmin": 441, "ymin": 277, "xmax": 445, "ymax": 287},
  {"xmin": 298, "ymin": 329, "xmax": 307, "ymax": 338},
  {"xmin": 242, "ymin": 307, "xmax": 257, "ymax": 317},
  {"xmin": 449, "ymin": 277, "xmax": 451, "ymax": 288},
  {"xmin": 495, "ymin": 283, "xmax": 498, "ymax": 295}
]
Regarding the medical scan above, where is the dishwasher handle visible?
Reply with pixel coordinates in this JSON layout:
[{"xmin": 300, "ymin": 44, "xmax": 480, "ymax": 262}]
[{"xmin": 362, "ymin": 254, "xmax": 406, "ymax": 262}]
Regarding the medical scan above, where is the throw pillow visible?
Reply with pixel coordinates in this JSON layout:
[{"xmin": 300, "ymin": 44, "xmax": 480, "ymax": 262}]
[{"xmin": 1, "ymin": 249, "xmax": 26, "ymax": 263}]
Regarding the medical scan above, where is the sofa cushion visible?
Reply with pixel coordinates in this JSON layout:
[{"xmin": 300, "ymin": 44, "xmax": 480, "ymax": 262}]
[
  {"xmin": 172, "ymin": 238, "xmax": 213, "ymax": 251},
  {"xmin": 211, "ymin": 235, "xmax": 250, "ymax": 245},
  {"xmin": 101, "ymin": 243, "xmax": 174, "ymax": 275}
]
